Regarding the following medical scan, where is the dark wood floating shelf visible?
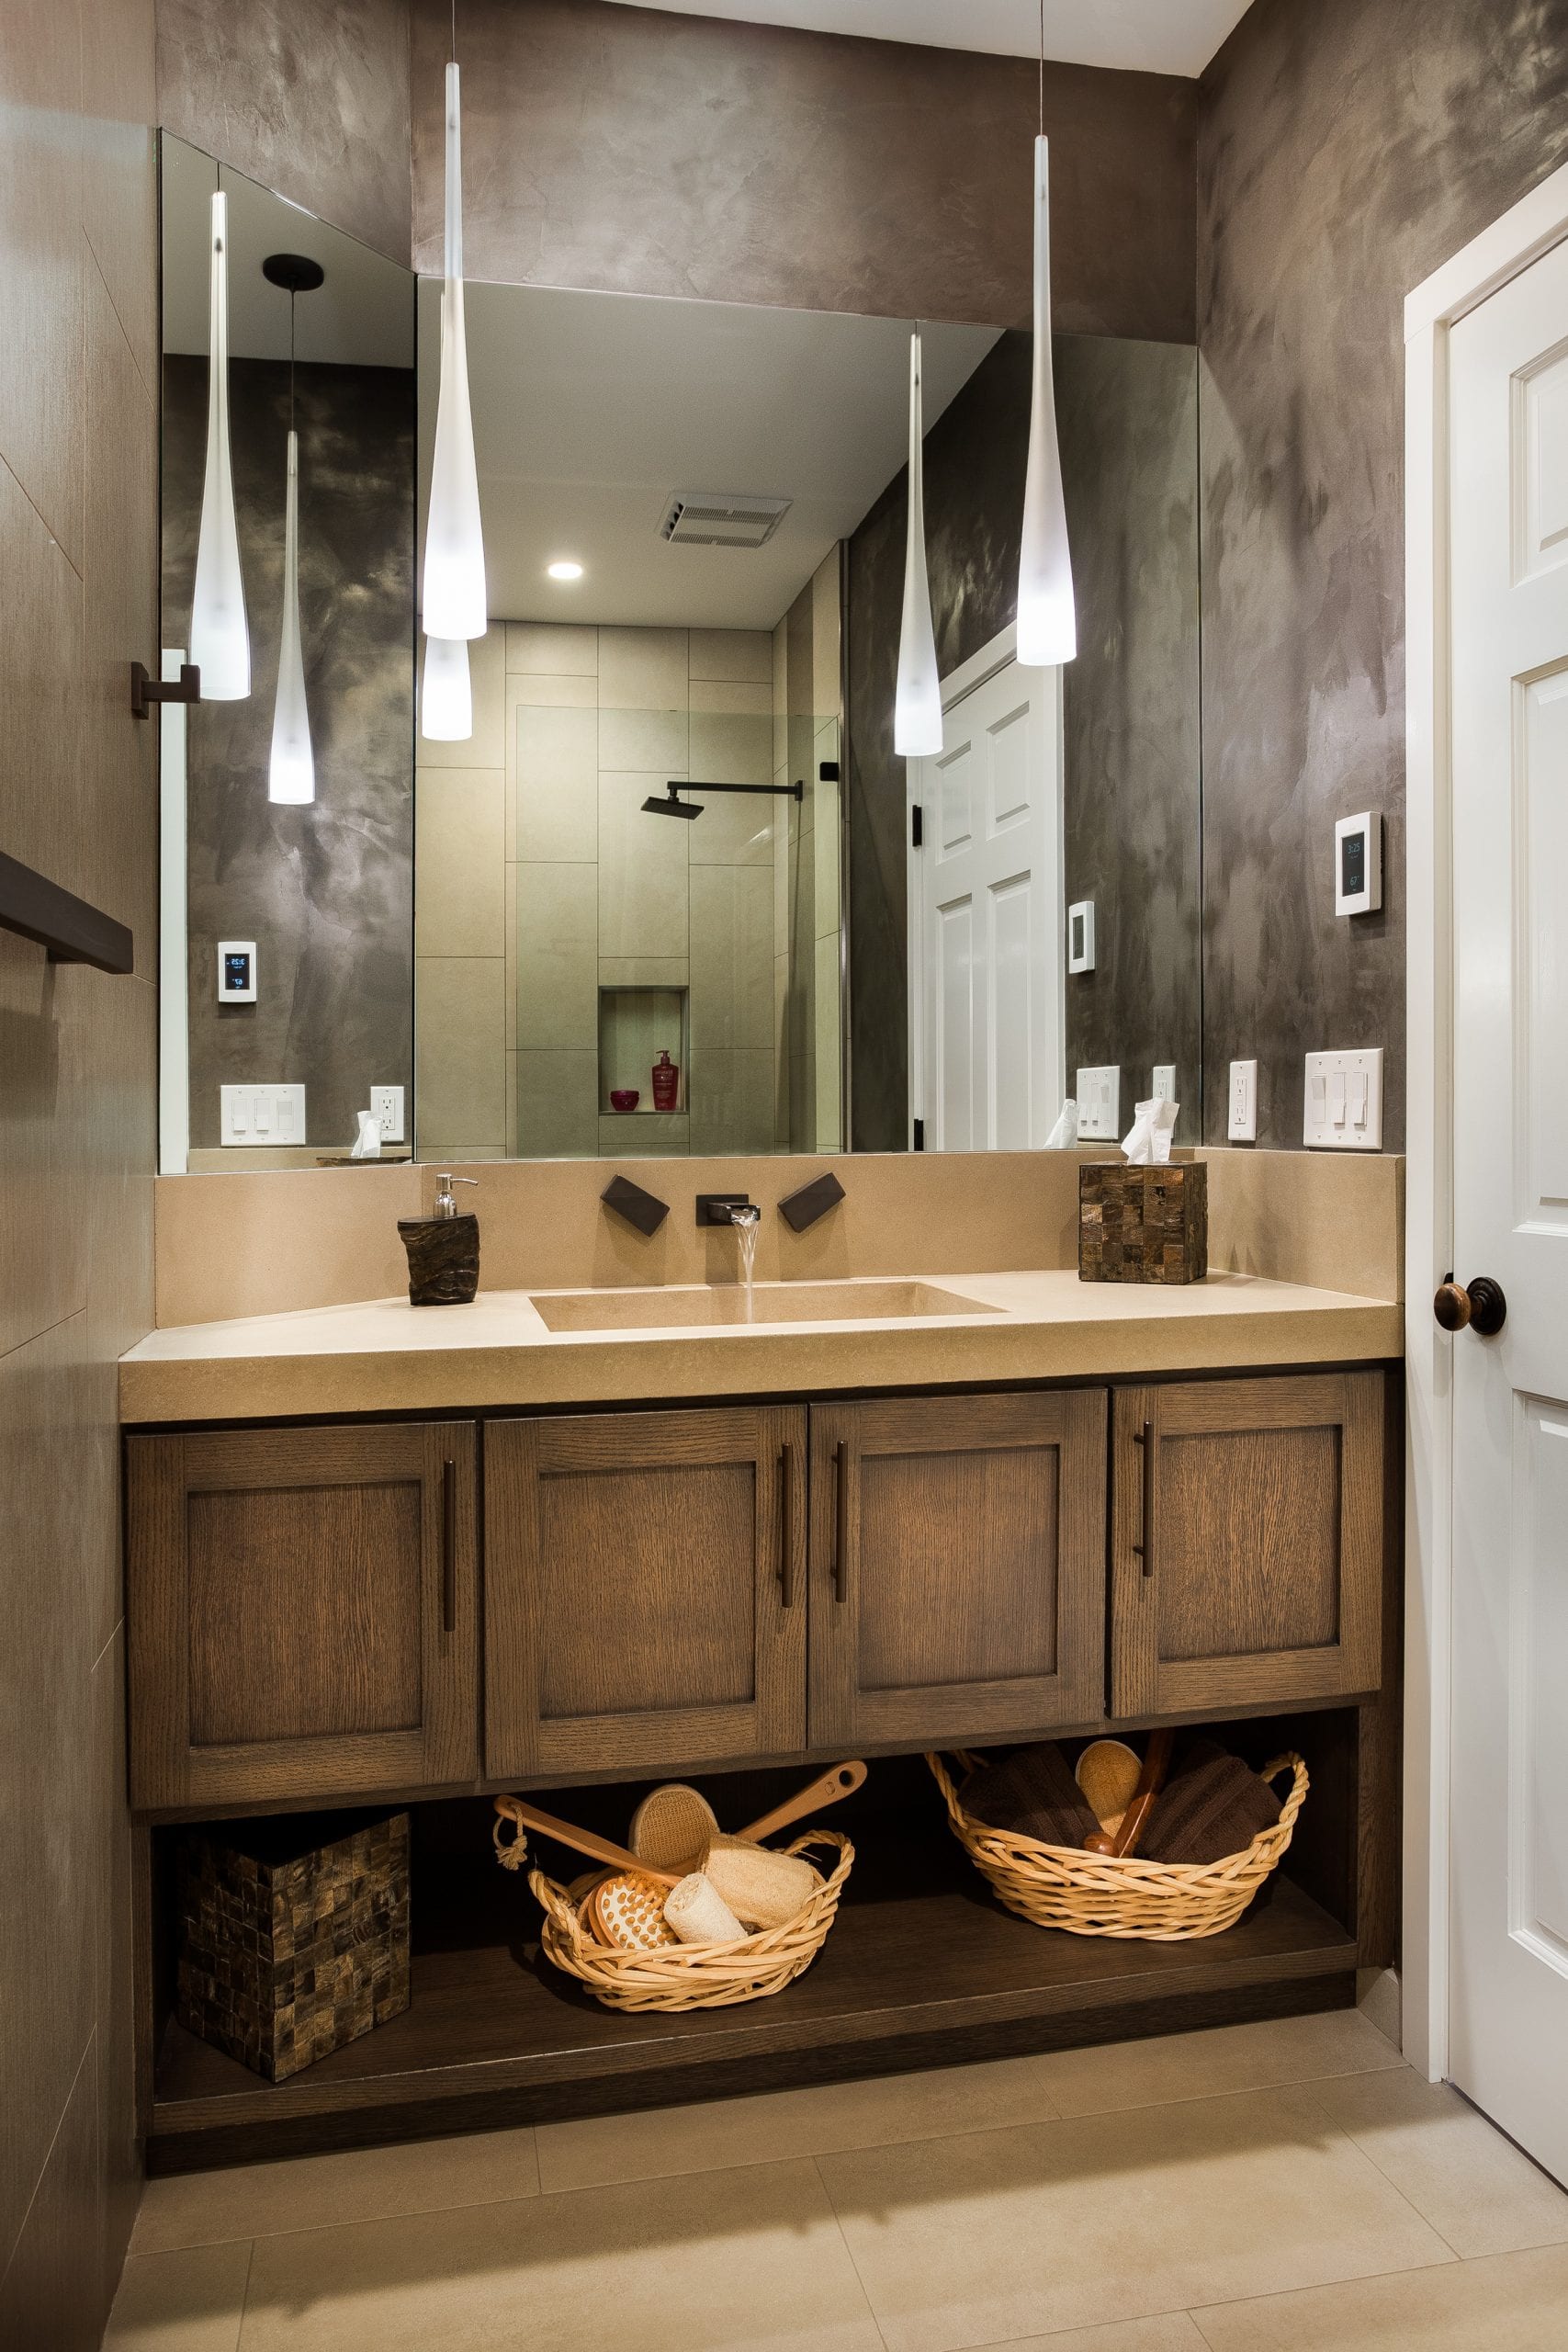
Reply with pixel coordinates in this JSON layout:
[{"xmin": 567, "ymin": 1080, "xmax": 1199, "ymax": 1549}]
[
  {"xmin": 0, "ymin": 849, "xmax": 133, "ymax": 974},
  {"xmin": 148, "ymin": 1841, "xmax": 1355, "ymax": 2174}
]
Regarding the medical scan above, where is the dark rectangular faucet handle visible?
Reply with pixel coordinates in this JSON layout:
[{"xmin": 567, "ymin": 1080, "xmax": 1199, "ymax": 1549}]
[
  {"xmin": 778, "ymin": 1171, "xmax": 846, "ymax": 1233},
  {"xmin": 601, "ymin": 1175, "xmax": 670, "ymax": 1237},
  {"xmin": 695, "ymin": 1193, "xmax": 753, "ymax": 1227}
]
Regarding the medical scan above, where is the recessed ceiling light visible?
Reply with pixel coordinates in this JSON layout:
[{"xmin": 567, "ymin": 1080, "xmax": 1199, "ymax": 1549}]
[{"xmin": 547, "ymin": 559, "xmax": 584, "ymax": 582}]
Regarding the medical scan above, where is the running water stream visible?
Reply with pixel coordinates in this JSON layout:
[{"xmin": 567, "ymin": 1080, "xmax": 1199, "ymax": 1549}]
[{"xmin": 732, "ymin": 1205, "xmax": 761, "ymax": 1321}]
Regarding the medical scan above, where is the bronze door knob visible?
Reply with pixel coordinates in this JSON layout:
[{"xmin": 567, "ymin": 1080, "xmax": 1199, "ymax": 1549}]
[{"xmin": 1433, "ymin": 1274, "xmax": 1506, "ymax": 1337}]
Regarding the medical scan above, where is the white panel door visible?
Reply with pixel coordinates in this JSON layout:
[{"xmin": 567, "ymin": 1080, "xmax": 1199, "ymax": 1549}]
[
  {"xmin": 910, "ymin": 656, "xmax": 1063, "ymax": 1149},
  {"xmin": 1448, "ymin": 237, "xmax": 1568, "ymax": 2186}
]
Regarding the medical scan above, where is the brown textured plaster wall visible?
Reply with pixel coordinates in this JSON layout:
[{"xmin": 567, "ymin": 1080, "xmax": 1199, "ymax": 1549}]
[
  {"xmin": 1, "ymin": 0, "xmax": 157, "ymax": 2326},
  {"xmin": 409, "ymin": 0, "xmax": 1197, "ymax": 340},
  {"xmin": 155, "ymin": 0, "xmax": 412, "ymax": 265},
  {"xmin": 1198, "ymin": 0, "xmax": 1568, "ymax": 1149}
]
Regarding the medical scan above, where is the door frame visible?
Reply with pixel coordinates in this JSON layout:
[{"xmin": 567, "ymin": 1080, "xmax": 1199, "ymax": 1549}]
[
  {"xmin": 904, "ymin": 619, "xmax": 1066, "ymax": 1148},
  {"xmin": 1404, "ymin": 155, "xmax": 1568, "ymax": 2084}
]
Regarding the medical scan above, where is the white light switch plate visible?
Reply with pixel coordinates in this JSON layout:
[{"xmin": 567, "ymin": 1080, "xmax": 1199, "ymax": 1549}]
[
  {"xmin": 1228, "ymin": 1058, "xmax": 1258, "ymax": 1142},
  {"xmin": 220, "ymin": 1084, "xmax": 306, "ymax": 1147},
  {"xmin": 1076, "ymin": 1065, "xmax": 1121, "ymax": 1141},
  {"xmin": 1303, "ymin": 1048, "xmax": 1382, "ymax": 1150},
  {"xmin": 1151, "ymin": 1064, "xmax": 1177, "ymax": 1104},
  {"xmin": 371, "ymin": 1085, "xmax": 405, "ymax": 1144}
]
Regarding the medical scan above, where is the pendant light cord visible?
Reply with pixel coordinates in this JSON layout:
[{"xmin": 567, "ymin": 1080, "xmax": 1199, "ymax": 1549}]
[
  {"xmin": 1038, "ymin": 0, "xmax": 1044, "ymax": 134},
  {"xmin": 289, "ymin": 288, "xmax": 297, "ymax": 430}
]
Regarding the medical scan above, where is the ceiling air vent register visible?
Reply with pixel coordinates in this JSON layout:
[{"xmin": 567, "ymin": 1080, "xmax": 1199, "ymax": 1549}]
[{"xmin": 660, "ymin": 492, "xmax": 791, "ymax": 548}]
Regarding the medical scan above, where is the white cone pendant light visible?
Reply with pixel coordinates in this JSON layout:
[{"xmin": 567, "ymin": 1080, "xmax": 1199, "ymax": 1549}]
[
  {"xmin": 421, "ymin": 635, "xmax": 472, "ymax": 741},
  {"xmin": 189, "ymin": 189, "xmax": 250, "ymax": 699},
  {"xmin": 422, "ymin": 60, "xmax": 486, "ymax": 641},
  {"xmin": 894, "ymin": 330, "xmax": 942, "ymax": 758},
  {"xmin": 1016, "ymin": 132, "xmax": 1076, "ymax": 668},
  {"xmin": 268, "ymin": 429, "xmax": 314, "ymax": 803}
]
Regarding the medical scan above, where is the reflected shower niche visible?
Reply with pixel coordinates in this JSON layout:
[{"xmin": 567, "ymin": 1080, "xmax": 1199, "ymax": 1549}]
[{"xmin": 598, "ymin": 984, "xmax": 689, "ymax": 1151}]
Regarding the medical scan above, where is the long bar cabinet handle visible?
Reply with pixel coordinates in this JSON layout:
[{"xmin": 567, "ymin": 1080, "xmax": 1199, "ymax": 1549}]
[
  {"xmin": 441, "ymin": 1457, "xmax": 457, "ymax": 1633},
  {"xmin": 832, "ymin": 1440, "xmax": 850, "ymax": 1602},
  {"xmin": 778, "ymin": 1443, "xmax": 796, "ymax": 1609},
  {"xmin": 1132, "ymin": 1419, "xmax": 1157, "ymax": 1580}
]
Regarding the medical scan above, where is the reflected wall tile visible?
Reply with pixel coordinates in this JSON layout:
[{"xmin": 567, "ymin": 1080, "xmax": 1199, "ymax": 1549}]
[
  {"xmin": 815, "ymin": 933, "xmax": 842, "ymax": 1149},
  {"xmin": 814, "ymin": 768, "xmax": 840, "ymax": 939},
  {"xmin": 418, "ymin": 624, "xmax": 505, "ymax": 767},
  {"xmin": 689, "ymin": 628, "xmax": 773, "ymax": 684},
  {"xmin": 598, "ymin": 775, "xmax": 689, "ymax": 959},
  {"xmin": 598, "ymin": 706, "xmax": 688, "ymax": 773},
  {"xmin": 507, "ymin": 621, "xmax": 597, "ymax": 675},
  {"xmin": 515, "ymin": 703, "xmax": 597, "ymax": 863},
  {"xmin": 511, "ymin": 672, "xmax": 596, "ymax": 708},
  {"xmin": 812, "ymin": 546, "xmax": 842, "ymax": 719},
  {"xmin": 690, "ymin": 1048, "xmax": 775, "ymax": 1154},
  {"xmin": 598, "ymin": 626, "xmax": 687, "ymax": 709},
  {"xmin": 690, "ymin": 865, "xmax": 773, "ymax": 1050},
  {"xmin": 772, "ymin": 617, "xmax": 788, "ymax": 772},
  {"xmin": 599, "ymin": 957, "xmax": 689, "ymax": 989},
  {"xmin": 688, "ymin": 678, "xmax": 772, "ymax": 718},
  {"xmin": 415, "ymin": 771, "xmax": 505, "ymax": 957},
  {"xmin": 599, "ymin": 1112, "xmax": 689, "ymax": 1157},
  {"xmin": 517, "ymin": 862, "xmax": 597, "ymax": 1050},
  {"xmin": 414, "ymin": 959, "xmax": 506, "ymax": 1149},
  {"xmin": 689, "ymin": 707, "xmax": 773, "ymax": 786},
  {"xmin": 516, "ymin": 1049, "xmax": 598, "ymax": 1159}
]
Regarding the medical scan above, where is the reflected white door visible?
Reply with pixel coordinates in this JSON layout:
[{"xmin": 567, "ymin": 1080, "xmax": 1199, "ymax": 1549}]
[
  {"xmin": 908, "ymin": 656, "xmax": 1063, "ymax": 1149},
  {"xmin": 1448, "ymin": 236, "xmax": 1568, "ymax": 2186}
]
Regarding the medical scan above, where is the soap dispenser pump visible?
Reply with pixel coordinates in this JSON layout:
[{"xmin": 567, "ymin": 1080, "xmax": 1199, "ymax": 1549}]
[{"xmin": 398, "ymin": 1173, "xmax": 480, "ymax": 1305}]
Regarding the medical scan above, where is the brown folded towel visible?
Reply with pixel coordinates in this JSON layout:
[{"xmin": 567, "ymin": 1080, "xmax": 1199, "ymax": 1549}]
[
  {"xmin": 1141, "ymin": 1749, "xmax": 1282, "ymax": 1866},
  {"xmin": 962, "ymin": 1742, "xmax": 1102, "ymax": 1849}
]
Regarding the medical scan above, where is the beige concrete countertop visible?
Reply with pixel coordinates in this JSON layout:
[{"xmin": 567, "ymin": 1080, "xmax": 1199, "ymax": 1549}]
[{"xmin": 118, "ymin": 1270, "xmax": 1404, "ymax": 1424}]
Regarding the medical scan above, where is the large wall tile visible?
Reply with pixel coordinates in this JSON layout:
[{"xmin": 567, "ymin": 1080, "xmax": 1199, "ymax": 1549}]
[
  {"xmin": 0, "ymin": 937, "xmax": 87, "ymax": 1359},
  {"xmin": 515, "ymin": 1048, "xmax": 598, "ymax": 1159},
  {"xmin": 598, "ymin": 706, "xmax": 688, "ymax": 775},
  {"xmin": 0, "ymin": 457, "xmax": 86, "ymax": 900},
  {"xmin": 688, "ymin": 678, "xmax": 772, "ymax": 718},
  {"xmin": 0, "ymin": 0, "xmax": 85, "ymax": 563},
  {"xmin": 81, "ymin": 0, "xmax": 157, "ymax": 397},
  {"xmin": 514, "ymin": 702, "xmax": 598, "ymax": 863},
  {"xmin": 597, "ymin": 775, "xmax": 689, "ymax": 959},
  {"xmin": 415, "ymin": 959, "xmax": 506, "ymax": 1149},
  {"xmin": 689, "ymin": 628, "xmax": 772, "ymax": 684},
  {"xmin": 517, "ymin": 862, "xmax": 597, "ymax": 1050},
  {"xmin": 0, "ymin": 2039, "xmax": 107, "ymax": 2352},
  {"xmin": 596, "ymin": 625, "xmax": 687, "ymax": 710},
  {"xmin": 689, "ymin": 707, "xmax": 773, "ymax": 786},
  {"xmin": 416, "ymin": 770, "xmax": 505, "ymax": 957},
  {"xmin": 690, "ymin": 1048, "xmax": 775, "ymax": 1155},
  {"xmin": 507, "ymin": 620, "xmax": 597, "ymax": 676},
  {"xmin": 690, "ymin": 866, "xmax": 773, "ymax": 1050}
]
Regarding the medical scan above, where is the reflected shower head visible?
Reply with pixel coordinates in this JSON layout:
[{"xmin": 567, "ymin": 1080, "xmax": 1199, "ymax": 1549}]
[{"xmin": 642, "ymin": 784, "xmax": 703, "ymax": 820}]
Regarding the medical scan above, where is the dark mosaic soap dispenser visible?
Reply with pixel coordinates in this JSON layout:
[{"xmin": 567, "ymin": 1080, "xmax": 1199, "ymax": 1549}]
[{"xmin": 399, "ymin": 1172, "xmax": 479, "ymax": 1305}]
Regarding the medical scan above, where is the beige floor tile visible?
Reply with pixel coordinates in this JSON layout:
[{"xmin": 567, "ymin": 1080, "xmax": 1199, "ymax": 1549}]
[
  {"xmin": 235, "ymin": 2159, "xmax": 881, "ymax": 2352},
  {"xmin": 1034, "ymin": 2008, "xmax": 1407, "ymax": 2119},
  {"xmin": 818, "ymin": 2081, "xmax": 1452, "ymax": 2352},
  {"xmin": 537, "ymin": 2052, "xmax": 1068, "ymax": 2192},
  {"xmin": 980, "ymin": 2322, "xmax": 1210, "ymax": 2352},
  {"xmin": 131, "ymin": 2128, "xmax": 541, "ymax": 2254},
  {"xmin": 104, "ymin": 2241, "xmax": 252, "ymax": 2350},
  {"xmin": 1190, "ymin": 2239, "xmax": 1568, "ymax": 2352},
  {"xmin": 1303, "ymin": 2067, "xmax": 1568, "ymax": 2257}
]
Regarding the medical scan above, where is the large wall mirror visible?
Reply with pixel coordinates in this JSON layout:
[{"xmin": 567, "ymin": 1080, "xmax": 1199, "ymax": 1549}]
[{"xmin": 157, "ymin": 137, "xmax": 1201, "ymax": 1170}]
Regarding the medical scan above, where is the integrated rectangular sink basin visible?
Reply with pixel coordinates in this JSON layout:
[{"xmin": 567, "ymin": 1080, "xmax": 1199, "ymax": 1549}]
[{"xmin": 529, "ymin": 1280, "xmax": 1001, "ymax": 1333}]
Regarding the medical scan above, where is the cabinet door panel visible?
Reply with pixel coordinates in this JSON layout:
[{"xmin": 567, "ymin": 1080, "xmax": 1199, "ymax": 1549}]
[
  {"xmin": 486, "ymin": 1407, "xmax": 807, "ymax": 1780},
  {"xmin": 808, "ymin": 1391, "xmax": 1106, "ymax": 1748},
  {"xmin": 127, "ymin": 1424, "xmax": 479, "ymax": 1810},
  {"xmin": 1110, "ymin": 1374, "xmax": 1383, "ymax": 1717}
]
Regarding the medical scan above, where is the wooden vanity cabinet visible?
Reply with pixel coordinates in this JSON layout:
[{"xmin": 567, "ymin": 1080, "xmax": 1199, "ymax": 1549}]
[
  {"xmin": 125, "ymin": 1423, "xmax": 479, "ymax": 1811},
  {"xmin": 1108, "ymin": 1374, "xmax": 1385, "ymax": 1718},
  {"xmin": 807, "ymin": 1391, "xmax": 1108, "ymax": 1747},
  {"xmin": 484, "ymin": 1407, "xmax": 808, "ymax": 1779}
]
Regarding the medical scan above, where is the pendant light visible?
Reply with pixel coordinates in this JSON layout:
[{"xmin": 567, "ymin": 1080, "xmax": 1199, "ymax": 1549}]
[
  {"xmin": 189, "ymin": 183, "xmax": 250, "ymax": 699},
  {"xmin": 263, "ymin": 254, "xmax": 323, "ymax": 805},
  {"xmin": 894, "ymin": 328, "xmax": 942, "ymax": 758},
  {"xmin": 422, "ymin": 20, "xmax": 486, "ymax": 642},
  {"xmin": 1016, "ymin": 4, "xmax": 1076, "ymax": 669},
  {"xmin": 421, "ymin": 635, "xmax": 472, "ymax": 741}
]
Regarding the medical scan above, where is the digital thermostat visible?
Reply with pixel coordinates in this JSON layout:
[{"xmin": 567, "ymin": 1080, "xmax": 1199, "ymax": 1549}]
[
  {"xmin": 1066, "ymin": 899, "xmax": 1096, "ymax": 974},
  {"xmin": 217, "ymin": 941, "xmax": 257, "ymax": 1002},
  {"xmin": 1335, "ymin": 814, "xmax": 1382, "ymax": 916}
]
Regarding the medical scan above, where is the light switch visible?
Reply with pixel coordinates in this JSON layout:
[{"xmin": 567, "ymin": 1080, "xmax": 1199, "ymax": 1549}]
[
  {"xmin": 220, "ymin": 1084, "xmax": 307, "ymax": 1148},
  {"xmin": 1152, "ymin": 1064, "xmax": 1177, "ymax": 1104},
  {"xmin": 1227, "ymin": 1058, "xmax": 1258, "ymax": 1142},
  {"xmin": 1076, "ymin": 1065, "xmax": 1121, "ymax": 1141},
  {"xmin": 1303, "ymin": 1049, "xmax": 1382, "ymax": 1150}
]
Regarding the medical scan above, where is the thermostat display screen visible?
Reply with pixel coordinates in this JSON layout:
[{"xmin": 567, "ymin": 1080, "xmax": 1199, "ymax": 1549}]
[
  {"xmin": 1341, "ymin": 832, "xmax": 1365, "ymax": 899},
  {"xmin": 224, "ymin": 951, "xmax": 252, "ymax": 990}
]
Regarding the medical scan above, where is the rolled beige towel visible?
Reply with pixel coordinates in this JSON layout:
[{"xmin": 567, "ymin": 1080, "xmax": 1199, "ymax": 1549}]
[
  {"xmin": 662, "ymin": 1871, "xmax": 746, "ymax": 1946},
  {"xmin": 703, "ymin": 1838, "xmax": 819, "ymax": 1931}
]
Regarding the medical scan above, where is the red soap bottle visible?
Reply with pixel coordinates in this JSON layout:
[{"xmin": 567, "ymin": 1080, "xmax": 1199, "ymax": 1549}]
[{"xmin": 651, "ymin": 1048, "xmax": 679, "ymax": 1112}]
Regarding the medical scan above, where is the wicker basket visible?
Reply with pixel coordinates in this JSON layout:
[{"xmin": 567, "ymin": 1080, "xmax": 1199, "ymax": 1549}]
[
  {"xmin": 494, "ymin": 1808, "xmax": 853, "ymax": 2013},
  {"xmin": 926, "ymin": 1749, "xmax": 1308, "ymax": 1941}
]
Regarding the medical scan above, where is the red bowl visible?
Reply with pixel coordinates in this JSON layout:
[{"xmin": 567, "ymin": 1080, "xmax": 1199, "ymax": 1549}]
[{"xmin": 609, "ymin": 1089, "xmax": 639, "ymax": 1113}]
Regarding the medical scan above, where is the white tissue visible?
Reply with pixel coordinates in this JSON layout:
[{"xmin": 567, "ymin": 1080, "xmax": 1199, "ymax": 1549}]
[
  {"xmin": 1043, "ymin": 1097, "xmax": 1078, "ymax": 1150},
  {"xmin": 350, "ymin": 1108, "xmax": 381, "ymax": 1160},
  {"xmin": 1121, "ymin": 1098, "xmax": 1179, "ymax": 1164}
]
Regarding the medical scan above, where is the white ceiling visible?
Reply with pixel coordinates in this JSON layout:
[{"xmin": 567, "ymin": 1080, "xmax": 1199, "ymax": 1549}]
[
  {"xmin": 418, "ymin": 280, "xmax": 999, "ymax": 630},
  {"xmin": 601, "ymin": 0, "xmax": 1252, "ymax": 78}
]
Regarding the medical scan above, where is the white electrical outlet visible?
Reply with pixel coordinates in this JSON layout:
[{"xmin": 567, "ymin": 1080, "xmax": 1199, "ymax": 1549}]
[
  {"xmin": 220, "ymin": 1084, "xmax": 306, "ymax": 1147},
  {"xmin": 1303, "ymin": 1048, "xmax": 1382, "ymax": 1150},
  {"xmin": 1151, "ymin": 1064, "xmax": 1177, "ymax": 1105},
  {"xmin": 1228, "ymin": 1058, "xmax": 1258, "ymax": 1142},
  {"xmin": 1076, "ymin": 1066, "xmax": 1121, "ymax": 1141},
  {"xmin": 371, "ymin": 1085, "xmax": 405, "ymax": 1144}
]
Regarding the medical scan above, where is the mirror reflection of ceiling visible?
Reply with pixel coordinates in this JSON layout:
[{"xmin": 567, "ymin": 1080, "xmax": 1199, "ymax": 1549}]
[
  {"xmin": 161, "ymin": 135, "xmax": 413, "ymax": 368},
  {"xmin": 416, "ymin": 280, "xmax": 998, "ymax": 629},
  {"xmin": 597, "ymin": 0, "xmax": 1253, "ymax": 76}
]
